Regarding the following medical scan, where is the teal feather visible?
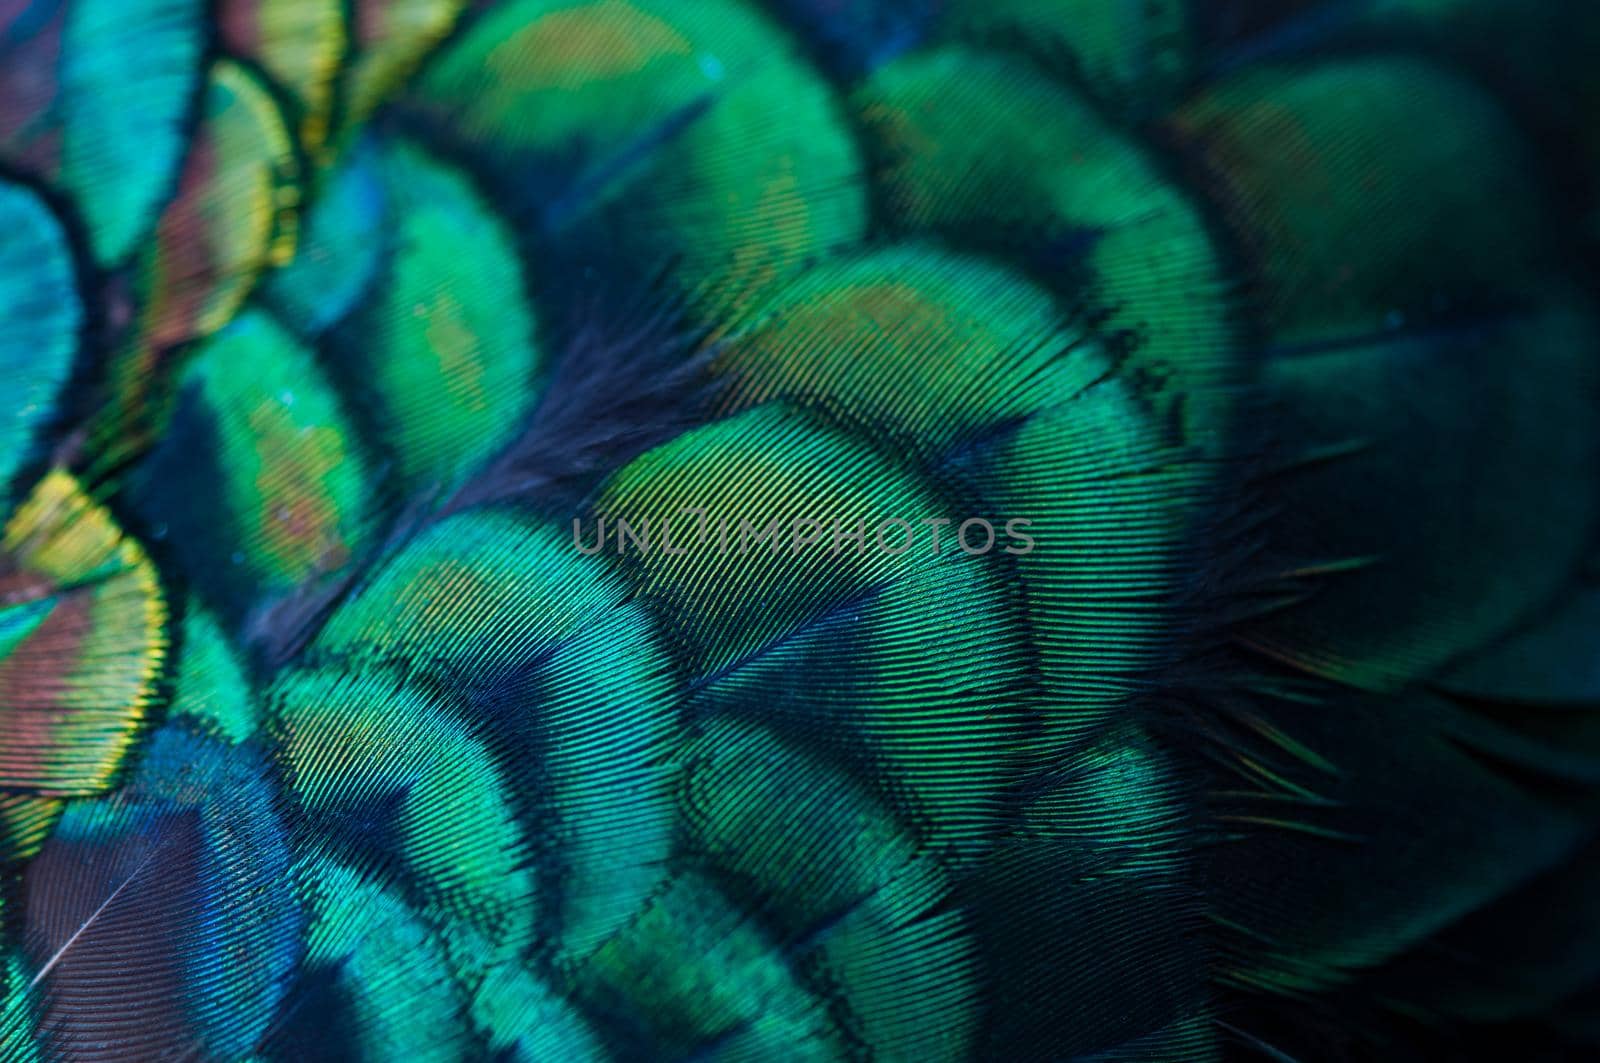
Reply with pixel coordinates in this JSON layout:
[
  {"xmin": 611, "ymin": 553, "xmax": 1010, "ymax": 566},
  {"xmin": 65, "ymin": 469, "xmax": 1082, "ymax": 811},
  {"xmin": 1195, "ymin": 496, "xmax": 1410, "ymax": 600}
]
[{"xmin": 0, "ymin": 181, "xmax": 80, "ymax": 501}]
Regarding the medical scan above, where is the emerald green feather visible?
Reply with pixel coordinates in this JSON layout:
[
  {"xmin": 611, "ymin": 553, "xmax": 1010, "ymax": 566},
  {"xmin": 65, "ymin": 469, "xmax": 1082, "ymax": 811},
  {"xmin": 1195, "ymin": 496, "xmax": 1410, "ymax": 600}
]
[
  {"xmin": 596, "ymin": 403, "xmax": 1040, "ymax": 852},
  {"xmin": 292, "ymin": 509, "xmax": 681, "ymax": 963},
  {"xmin": 708, "ymin": 248, "xmax": 1209, "ymax": 752},
  {"xmin": 573, "ymin": 872, "xmax": 850, "ymax": 1058},
  {"xmin": 471, "ymin": 961, "xmax": 608, "ymax": 1061},
  {"xmin": 932, "ymin": 0, "xmax": 1190, "ymax": 112},
  {"xmin": 682, "ymin": 718, "xmax": 979, "ymax": 1057},
  {"xmin": 269, "ymin": 666, "xmax": 541, "ymax": 961},
  {"xmin": 1172, "ymin": 55, "xmax": 1550, "ymax": 346},
  {"xmin": 854, "ymin": 50, "xmax": 1239, "ymax": 458},
  {"xmin": 170, "ymin": 607, "xmax": 261, "ymax": 743},
  {"xmin": 328, "ymin": 138, "xmax": 544, "ymax": 492},
  {"xmin": 406, "ymin": 0, "xmax": 867, "ymax": 315},
  {"xmin": 270, "ymin": 854, "xmax": 468, "ymax": 1061},
  {"xmin": 130, "ymin": 308, "xmax": 376, "ymax": 622}
]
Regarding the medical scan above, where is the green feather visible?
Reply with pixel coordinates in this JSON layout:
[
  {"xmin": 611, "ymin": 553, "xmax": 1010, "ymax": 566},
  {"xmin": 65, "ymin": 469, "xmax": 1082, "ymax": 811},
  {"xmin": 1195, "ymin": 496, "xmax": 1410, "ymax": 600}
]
[
  {"xmin": 1247, "ymin": 293, "xmax": 1599, "ymax": 691},
  {"xmin": 682, "ymin": 718, "xmax": 979, "ymax": 1057},
  {"xmin": 170, "ymin": 607, "xmax": 261, "ymax": 743},
  {"xmin": 854, "ymin": 50, "xmax": 1239, "ymax": 458},
  {"xmin": 328, "ymin": 138, "xmax": 544, "ymax": 492},
  {"xmin": 1172, "ymin": 55, "xmax": 1551, "ymax": 346},
  {"xmin": 596, "ymin": 403, "xmax": 1040, "ymax": 853},
  {"xmin": 406, "ymin": 0, "xmax": 867, "ymax": 315},
  {"xmin": 932, "ymin": 0, "xmax": 1190, "ymax": 112},
  {"xmin": 131, "ymin": 308, "xmax": 376, "ymax": 621},
  {"xmin": 269, "ymin": 666, "xmax": 541, "ymax": 961},
  {"xmin": 274, "ymin": 854, "xmax": 469, "ymax": 1061}
]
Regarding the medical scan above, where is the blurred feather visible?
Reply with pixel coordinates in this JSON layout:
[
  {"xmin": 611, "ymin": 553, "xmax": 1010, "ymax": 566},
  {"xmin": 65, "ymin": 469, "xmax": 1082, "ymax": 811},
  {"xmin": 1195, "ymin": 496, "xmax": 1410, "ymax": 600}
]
[{"xmin": 0, "ymin": 0, "xmax": 204, "ymax": 265}]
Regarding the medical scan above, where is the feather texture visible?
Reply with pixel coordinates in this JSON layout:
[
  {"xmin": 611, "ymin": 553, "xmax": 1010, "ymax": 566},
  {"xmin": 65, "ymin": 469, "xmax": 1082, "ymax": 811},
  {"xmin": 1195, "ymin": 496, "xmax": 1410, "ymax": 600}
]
[{"xmin": 0, "ymin": 0, "xmax": 1598, "ymax": 1059}]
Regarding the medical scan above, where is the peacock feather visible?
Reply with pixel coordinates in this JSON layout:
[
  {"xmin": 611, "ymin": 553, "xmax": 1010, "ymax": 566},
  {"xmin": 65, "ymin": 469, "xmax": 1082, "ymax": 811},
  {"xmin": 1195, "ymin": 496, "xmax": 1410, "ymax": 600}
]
[{"xmin": 0, "ymin": 0, "xmax": 1598, "ymax": 1059}]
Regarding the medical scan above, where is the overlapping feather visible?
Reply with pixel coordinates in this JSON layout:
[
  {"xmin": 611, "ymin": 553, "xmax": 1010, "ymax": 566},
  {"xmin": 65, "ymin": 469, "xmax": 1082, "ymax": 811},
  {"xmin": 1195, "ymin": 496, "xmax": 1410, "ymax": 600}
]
[{"xmin": 0, "ymin": 0, "xmax": 1597, "ymax": 1060}]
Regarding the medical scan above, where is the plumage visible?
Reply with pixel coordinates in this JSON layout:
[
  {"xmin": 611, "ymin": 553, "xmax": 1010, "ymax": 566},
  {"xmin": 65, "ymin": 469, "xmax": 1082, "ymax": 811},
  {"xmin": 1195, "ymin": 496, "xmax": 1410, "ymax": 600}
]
[
  {"xmin": 853, "ymin": 47, "xmax": 1241, "ymax": 458},
  {"xmin": 0, "ymin": 183, "xmax": 79, "ymax": 501},
  {"xmin": 0, "ymin": 0, "xmax": 205, "ymax": 267},
  {"xmin": 0, "ymin": 0, "xmax": 1598, "ymax": 1060},
  {"xmin": 323, "ymin": 136, "xmax": 546, "ymax": 493},
  {"xmin": 130, "ymin": 308, "xmax": 378, "ymax": 625},
  {"xmin": 401, "ymin": 0, "xmax": 869, "ymax": 316}
]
